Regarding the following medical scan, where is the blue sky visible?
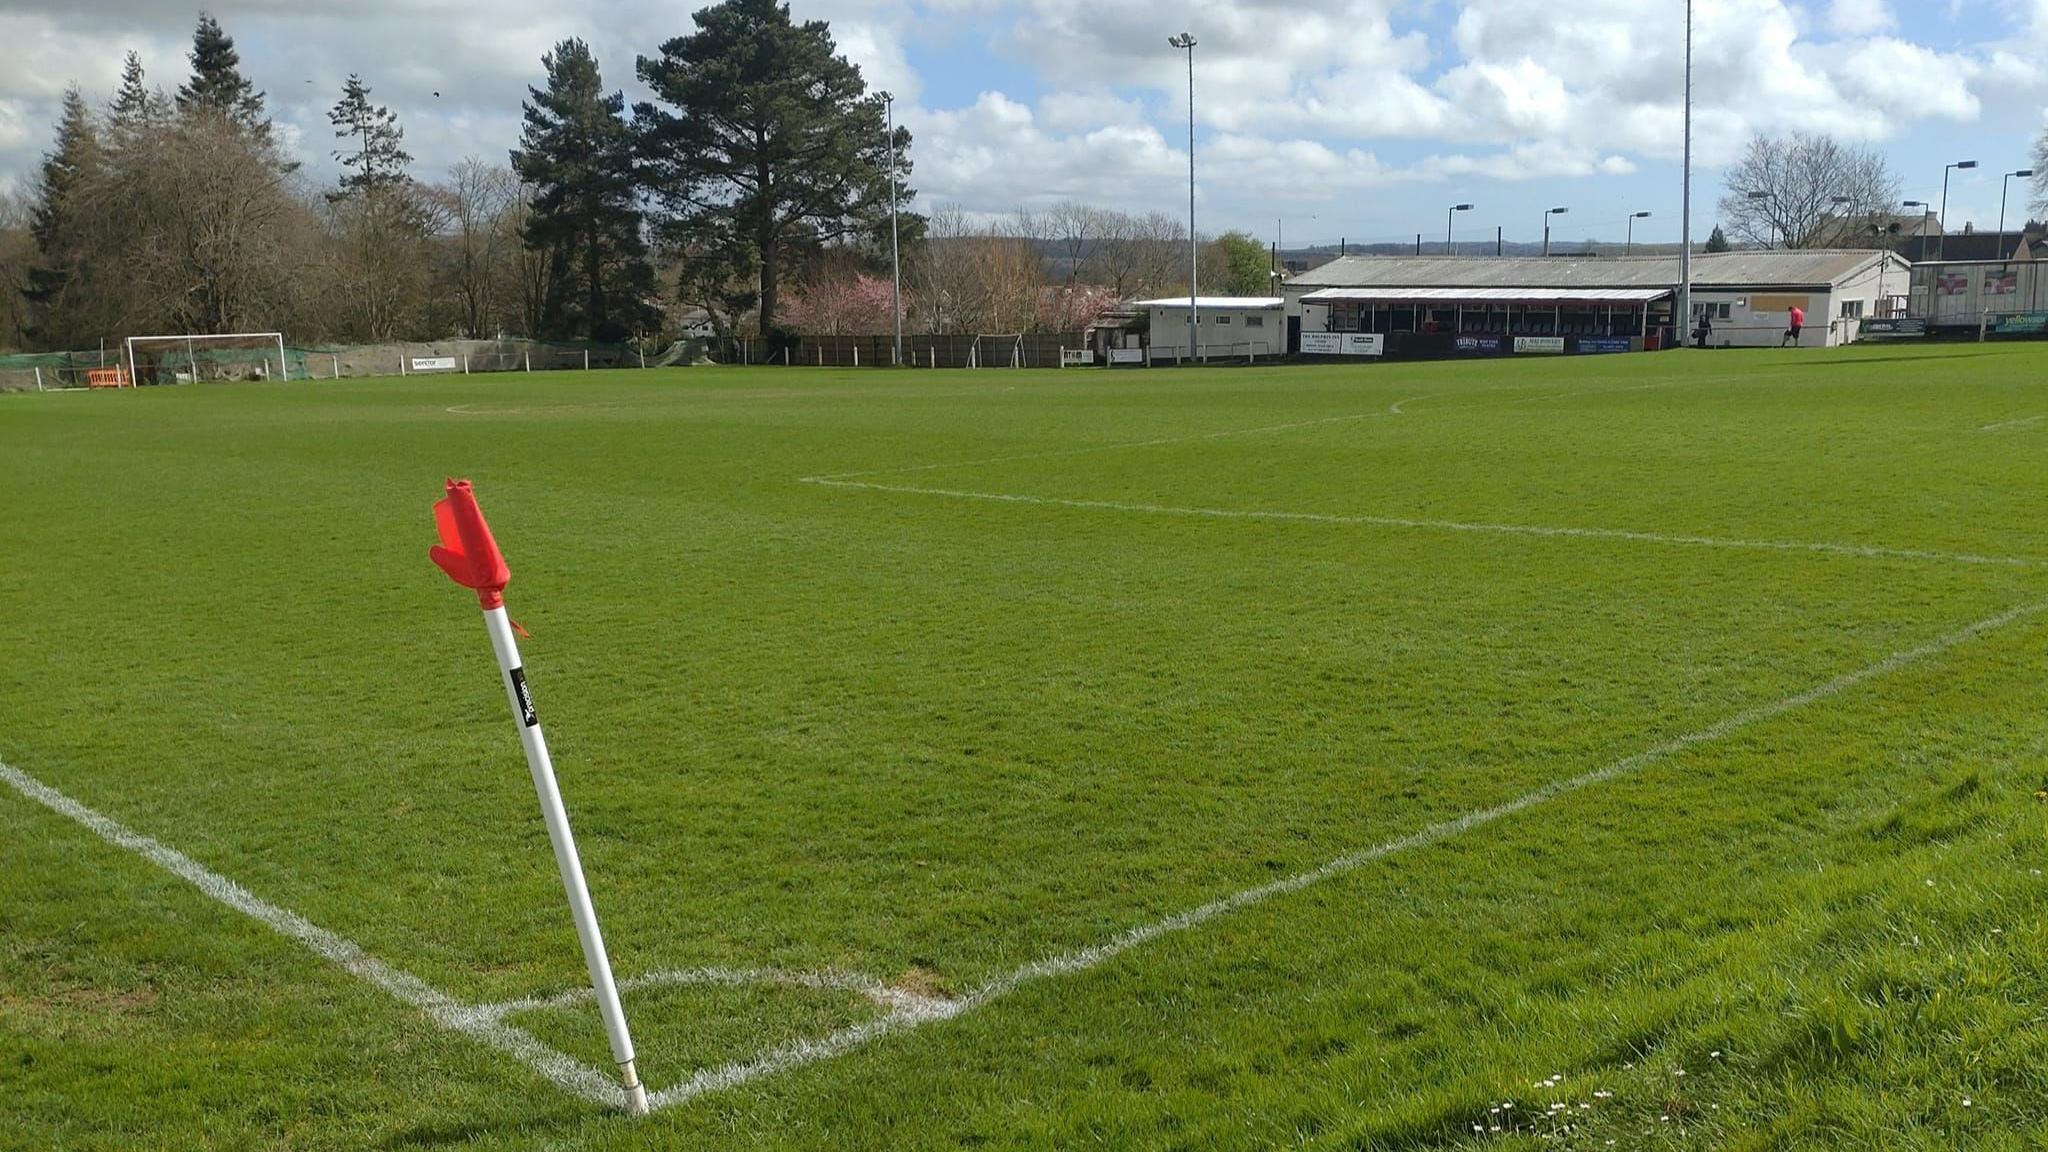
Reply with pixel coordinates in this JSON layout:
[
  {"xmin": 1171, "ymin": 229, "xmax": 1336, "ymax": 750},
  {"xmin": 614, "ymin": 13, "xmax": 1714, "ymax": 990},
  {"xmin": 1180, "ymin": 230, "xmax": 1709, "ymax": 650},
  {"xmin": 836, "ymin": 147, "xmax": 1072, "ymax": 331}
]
[{"xmin": 2, "ymin": 1, "xmax": 2043, "ymax": 248}]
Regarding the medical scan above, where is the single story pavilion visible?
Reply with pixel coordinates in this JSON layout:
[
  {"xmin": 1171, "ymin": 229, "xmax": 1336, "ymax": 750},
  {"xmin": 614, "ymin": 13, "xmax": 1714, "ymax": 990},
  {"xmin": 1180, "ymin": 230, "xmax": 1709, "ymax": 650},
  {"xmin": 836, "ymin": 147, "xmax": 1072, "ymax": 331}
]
[
  {"xmin": 1283, "ymin": 250, "xmax": 1911, "ymax": 350},
  {"xmin": 1138, "ymin": 296, "xmax": 1288, "ymax": 360}
]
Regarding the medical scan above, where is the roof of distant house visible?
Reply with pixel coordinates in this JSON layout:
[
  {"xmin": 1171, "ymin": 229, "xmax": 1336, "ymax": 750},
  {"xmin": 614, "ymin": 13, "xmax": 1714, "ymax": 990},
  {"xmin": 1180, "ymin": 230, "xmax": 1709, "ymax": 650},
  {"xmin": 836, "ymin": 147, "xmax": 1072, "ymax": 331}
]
[{"xmin": 1136, "ymin": 296, "xmax": 1287, "ymax": 309}]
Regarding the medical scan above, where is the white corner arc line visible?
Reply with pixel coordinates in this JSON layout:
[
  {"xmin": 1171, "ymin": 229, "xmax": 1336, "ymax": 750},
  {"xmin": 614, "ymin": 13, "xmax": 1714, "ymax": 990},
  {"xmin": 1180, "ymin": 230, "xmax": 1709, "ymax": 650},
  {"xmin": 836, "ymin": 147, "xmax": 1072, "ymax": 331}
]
[
  {"xmin": 641, "ymin": 596, "xmax": 2046, "ymax": 1111},
  {"xmin": 475, "ymin": 966, "xmax": 948, "ymax": 1023},
  {"xmin": 0, "ymin": 759, "xmax": 624, "ymax": 1110},
  {"xmin": 1979, "ymin": 414, "xmax": 2047, "ymax": 432},
  {"xmin": 805, "ymin": 478, "xmax": 2040, "ymax": 569}
]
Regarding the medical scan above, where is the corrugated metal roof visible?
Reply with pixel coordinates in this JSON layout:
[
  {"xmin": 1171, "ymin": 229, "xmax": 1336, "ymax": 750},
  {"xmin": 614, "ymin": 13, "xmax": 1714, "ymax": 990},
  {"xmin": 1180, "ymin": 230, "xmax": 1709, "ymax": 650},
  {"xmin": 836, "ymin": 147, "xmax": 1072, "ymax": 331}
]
[
  {"xmin": 1299, "ymin": 287, "xmax": 1670, "ymax": 304},
  {"xmin": 1136, "ymin": 296, "xmax": 1287, "ymax": 309},
  {"xmin": 1285, "ymin": 250, "xmax": 1899, "ymax": 291}
]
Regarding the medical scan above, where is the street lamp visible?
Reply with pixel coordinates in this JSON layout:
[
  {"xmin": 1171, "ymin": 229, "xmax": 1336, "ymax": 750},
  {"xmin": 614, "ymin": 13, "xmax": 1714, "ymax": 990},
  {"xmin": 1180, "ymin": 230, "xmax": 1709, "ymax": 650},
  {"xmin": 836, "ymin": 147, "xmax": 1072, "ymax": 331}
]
[
  {"xmin": 1746, "ymin": 190, "xmax": 1774, "ymax": 247},
  {"xmin": 1542, "ymin": 206, "xmax": 1568, "ymax": 257},
  {"xmin": 1939, "ymin": 159, "xmax": 1977, "ymax": 261},
  {"xmin": 1903, "ymin": 200, "xmax": 1929, "ymax": 261},
  {"xmin": 1447, "ymin": 203, "xmax": 1473, "ymax": 255},
  {"xmin": 2001, "ymin": 169, "xmax": 2034, "ymax": 249},
  {"xmin": 881, "ymin": 92, "xmax": 903, "ymax": 367},
  {"xmin": 1625, "ymin": 211, "xmax": 1651, "ymax": 255},
  {"xmin": 1168, "ymin": 33, "xmax": 1198, "ymax": 361}
]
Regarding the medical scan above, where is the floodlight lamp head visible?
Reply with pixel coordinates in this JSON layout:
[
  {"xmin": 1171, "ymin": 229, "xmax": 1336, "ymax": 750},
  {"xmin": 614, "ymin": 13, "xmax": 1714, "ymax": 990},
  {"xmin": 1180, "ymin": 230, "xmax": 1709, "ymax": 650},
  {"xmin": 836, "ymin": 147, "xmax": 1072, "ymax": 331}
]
[
  {"xmin": 2017, "ymin": 169, "xmax": 2036, "ymax": 178},
  {"xmin": 1548, "ymin": 206, "xmax": 1569, "ymax": 215},
  {"xmin": 430, "ymin": 478, "xmax": 511, "ymax": 610},
  {"xmin": 1453, "ymin": 203, "xmax": 1473, "ymax": 211},
  {"xmin": 1956, "ymin": 160, "xmax": 1978, "ymax": 169},
  {"xmin": 1169, "ymin": 32, "xmax": 1195, "ymax": 48},
  {"xmin": 1632, "ymin": 211, "xmax": 1652, "ymax": 218}
]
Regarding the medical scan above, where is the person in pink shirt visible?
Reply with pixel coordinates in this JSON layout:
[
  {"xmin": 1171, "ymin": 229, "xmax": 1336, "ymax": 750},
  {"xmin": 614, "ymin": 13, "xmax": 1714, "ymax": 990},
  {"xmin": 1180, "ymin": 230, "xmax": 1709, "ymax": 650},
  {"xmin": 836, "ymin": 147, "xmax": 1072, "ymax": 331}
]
[{"xmin": 1782, "ymin": 304, "xmax": 1805, "ymax": 346}]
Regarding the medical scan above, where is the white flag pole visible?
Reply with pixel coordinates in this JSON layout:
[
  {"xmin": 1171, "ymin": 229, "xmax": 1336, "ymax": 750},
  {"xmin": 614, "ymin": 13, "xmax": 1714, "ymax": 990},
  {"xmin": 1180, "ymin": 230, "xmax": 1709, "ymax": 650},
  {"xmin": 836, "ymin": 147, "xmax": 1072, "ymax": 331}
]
[
  {"xmin": 431, "ymin": 480, "xmax": 648, "ymax": 1115},
  {"xmin": 480, "ymin": 607, "xmax": 647, "ymax": 1114}
]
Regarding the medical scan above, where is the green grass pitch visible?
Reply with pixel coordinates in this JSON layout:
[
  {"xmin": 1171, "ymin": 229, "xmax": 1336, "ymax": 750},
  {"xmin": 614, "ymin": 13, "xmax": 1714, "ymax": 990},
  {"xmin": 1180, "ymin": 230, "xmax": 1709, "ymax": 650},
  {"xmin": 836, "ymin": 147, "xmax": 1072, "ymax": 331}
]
[{"xmin": 6, "ymin": 346, "xmax": 2048, "ymax": 1149}]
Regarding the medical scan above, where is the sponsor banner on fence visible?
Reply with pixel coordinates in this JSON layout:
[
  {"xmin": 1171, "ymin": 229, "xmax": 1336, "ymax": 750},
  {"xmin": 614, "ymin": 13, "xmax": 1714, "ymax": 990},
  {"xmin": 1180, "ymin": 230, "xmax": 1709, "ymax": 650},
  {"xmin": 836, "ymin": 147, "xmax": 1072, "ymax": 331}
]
[
  {"xmin": 1301, "ymin": 332, "xmax": 1384, "ymax": 356},
  {"xmin": 1513, "ymin": 336, "xmax": 1566, "ymax": 354},
  {"xmin": 1108, "ymin": 348, "xmax": 1145, "ymax": 364},
  {"xmin": 1454, "ymin": 335, "xmax": 1504, "ymax": 354},
  {"xmin": 1575, "ymin": 337, "xmax": 1632, "ymax": 354},
  {"xmin": 1060, "ymin": 348, "xmax": 1094, "ymax": 366},
  {"xmin": 1988, "ymin": 271, "xmax": 2019, "ymax": 296},
  {"xmin": 411, "ymin": 356, "xmax": 458, "ymax": 371},
  {"xmin": 1858, "ymin": 318, "xmax": 1927, "ymax": 338},
  {"xmin": 1936, "ymin": 272, "xmax": 1969, "ymax": 296},
  {"xmin": 1990, "ymin": 312, "xmax": 2048, "ymax": 334}
]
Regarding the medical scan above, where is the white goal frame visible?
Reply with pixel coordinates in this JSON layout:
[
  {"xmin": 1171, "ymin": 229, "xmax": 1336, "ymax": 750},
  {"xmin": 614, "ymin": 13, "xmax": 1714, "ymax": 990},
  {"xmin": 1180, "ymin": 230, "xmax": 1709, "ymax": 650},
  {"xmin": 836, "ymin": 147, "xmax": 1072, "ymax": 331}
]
[
  {"xmin": 971, "ymin": 333, "xmax": 1025, "ymax": 369},
  {"xmin": 125, "ymin": 331, "xmax": 288, "ymax": 386}
]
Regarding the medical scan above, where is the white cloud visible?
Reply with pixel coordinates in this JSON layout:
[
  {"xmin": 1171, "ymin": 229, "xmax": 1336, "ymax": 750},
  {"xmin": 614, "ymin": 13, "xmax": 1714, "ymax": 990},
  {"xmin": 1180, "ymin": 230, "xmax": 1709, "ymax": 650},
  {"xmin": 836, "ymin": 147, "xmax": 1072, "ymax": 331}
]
[
  {"xmin": 0, "ymin": 0, "xmax": 2041, "ymax": 233},
  {"xmin": 1827, "ymin": 0, "xmax": 1898, "ymax": 36}
]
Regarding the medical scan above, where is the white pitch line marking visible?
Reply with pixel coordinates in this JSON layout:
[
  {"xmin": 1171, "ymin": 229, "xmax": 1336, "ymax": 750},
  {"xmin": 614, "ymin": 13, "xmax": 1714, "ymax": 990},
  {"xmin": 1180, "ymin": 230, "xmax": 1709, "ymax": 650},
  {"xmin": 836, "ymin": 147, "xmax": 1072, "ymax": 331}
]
[
  {"xmin": 633, "ymin": 596, "xmax": 2048, "ymax": 1111},
  {"xmin": 801, "ymin": 409, "xmax": 1402, "ymax": 483},
  {"xmin": 805, "ymin": 477, "xmax": 2039, "ymax": 569},
  {"xmin": 477, "ymin": 966, "xmax": 952, "ymax": 1024},
  {"xmin": 0, "ymin": 759, "xmax": 624, "ymax": 1110},
  {"xmin": 1979, "ymin": 414, "xmax": 2047, "ymax": 432}
]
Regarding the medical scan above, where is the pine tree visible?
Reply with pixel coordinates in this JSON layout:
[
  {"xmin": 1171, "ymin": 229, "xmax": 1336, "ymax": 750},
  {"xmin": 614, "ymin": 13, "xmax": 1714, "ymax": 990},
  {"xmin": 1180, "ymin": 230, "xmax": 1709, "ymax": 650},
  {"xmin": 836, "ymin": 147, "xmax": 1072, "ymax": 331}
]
[
  {"xmin": 110, "ymin": 52, "xmax": 150, "ymax": 127},
  {"xmin": 635, "ymin": 0, "xmax": 911, "ymax": 339},
  {"xmin": 511, "ymin": 39, "xmax": 655, "ymax": 341},
  {"xmin": 176, "ymin": 13, "xmax": 271, "ymax": 140},
  {"xmin": 107, "ymin": 51, "xmax": 171, "ymax": 144},
  {"xmin": 329, "ymin": 75, "xmax": 411, "ymax": 198},
  {"xmin": 1706, "ymin": 225, "xmax": 1732, "ymax": 253},
  {"xmin": 24, "ymin": 88, "xmax": 104, "ymax": 348}
]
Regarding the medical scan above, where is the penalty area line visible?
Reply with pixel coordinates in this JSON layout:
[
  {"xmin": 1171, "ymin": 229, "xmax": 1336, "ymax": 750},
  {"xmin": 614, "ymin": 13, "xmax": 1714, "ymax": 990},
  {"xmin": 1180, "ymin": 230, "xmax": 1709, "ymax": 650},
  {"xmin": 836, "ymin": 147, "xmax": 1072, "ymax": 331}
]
[
  {"xmin": 629, "ymin": 595, "xmax": 2048, "ymax": 1112},
  {"xmin": 0, "ymin": 758, "xmax": 624, "ymax": 1110},
  {"xmin": 804, "ymin": 478, "xmax": 2041, "ymax": 569}
]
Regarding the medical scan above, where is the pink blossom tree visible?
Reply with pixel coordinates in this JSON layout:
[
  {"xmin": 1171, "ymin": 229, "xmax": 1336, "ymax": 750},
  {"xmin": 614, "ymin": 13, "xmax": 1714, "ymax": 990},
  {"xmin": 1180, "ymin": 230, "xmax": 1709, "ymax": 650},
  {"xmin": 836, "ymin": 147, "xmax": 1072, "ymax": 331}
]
[{"xmin": 780, "ymin": 273, "xmax": 903, "ymax": 334}]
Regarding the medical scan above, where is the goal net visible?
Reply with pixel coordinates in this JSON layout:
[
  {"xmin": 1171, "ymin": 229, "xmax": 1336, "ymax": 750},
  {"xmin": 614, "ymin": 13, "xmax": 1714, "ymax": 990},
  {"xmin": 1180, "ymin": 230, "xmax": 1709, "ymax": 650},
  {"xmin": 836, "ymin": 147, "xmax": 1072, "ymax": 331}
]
[
  {"xmin": 124, "ymin": 332, "xmax": 289, "ymax": 386},
  {"xmin": 971, "ymin": 333, "xmax": 1025, "ymax": 369}
]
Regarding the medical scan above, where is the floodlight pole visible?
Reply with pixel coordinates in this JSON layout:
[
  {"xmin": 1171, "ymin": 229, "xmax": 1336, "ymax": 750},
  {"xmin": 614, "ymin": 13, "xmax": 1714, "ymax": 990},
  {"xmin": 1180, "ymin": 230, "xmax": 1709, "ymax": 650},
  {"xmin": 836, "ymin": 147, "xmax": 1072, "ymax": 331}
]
[
  {"xmin": 884, "ymin": 92, "xmax": 903, "ymax": 367},
  {"xmin": 1679, "ymin": 0, "xmax": 1693, "ymax": 346},
  {"xmin": 2001, "ymin": 169, "xmax": 2034, "ymax": 249},
  {"xmin": 1542, "ymin": 207, "xmax": 1569, "ymax": 257},
  {"xmin": 1940, "ymin": 160, "xmax": 1977, "ymax": 263},
  {"xmin": 1171, "ymin": 32, "xmax": 1199, "ymax": 362},
  {"xmin": 429, "ymin": 480, "xmax": 649, "ymax": 1117},
  {"xmin": 1447, "ymin": 203, "xmax": 1472, "ymax": 255}
]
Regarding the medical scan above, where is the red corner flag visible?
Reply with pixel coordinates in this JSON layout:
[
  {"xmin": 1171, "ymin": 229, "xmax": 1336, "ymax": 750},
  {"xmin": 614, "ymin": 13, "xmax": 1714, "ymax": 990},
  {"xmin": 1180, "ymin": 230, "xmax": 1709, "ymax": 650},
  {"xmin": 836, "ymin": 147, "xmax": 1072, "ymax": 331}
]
[
  {"xmin": 428, "ymin": 479, "xmax": 649, "ymax": 1115},
  {"xmin": 430, "ymin": 479, "xmax": 511, "ymax": 610}
]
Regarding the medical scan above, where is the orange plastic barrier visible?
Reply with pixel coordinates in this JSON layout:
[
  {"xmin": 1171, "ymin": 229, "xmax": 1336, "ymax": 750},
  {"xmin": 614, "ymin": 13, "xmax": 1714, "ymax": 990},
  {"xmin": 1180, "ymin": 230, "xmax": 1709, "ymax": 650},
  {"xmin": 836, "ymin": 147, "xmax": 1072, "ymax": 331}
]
[{"xmin": 86, "ymin": 368, "xmax": 129, "ymax": 388}]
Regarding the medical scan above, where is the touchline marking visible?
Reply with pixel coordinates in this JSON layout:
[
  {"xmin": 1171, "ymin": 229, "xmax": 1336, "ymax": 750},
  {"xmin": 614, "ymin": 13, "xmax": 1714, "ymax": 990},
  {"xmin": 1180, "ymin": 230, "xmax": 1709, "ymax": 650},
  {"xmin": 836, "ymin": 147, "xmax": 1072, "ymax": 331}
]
[
  {"xmin": 0, "ymin": 759, "xmax": 625, "ymax": 1110},
  {"xmin": 631, "ymin": 596, "xmax": 2048, "ymax": 1111},
  {"xmin": 805, "ymin": 478, "xmax": 2041, "ymax": 569}
]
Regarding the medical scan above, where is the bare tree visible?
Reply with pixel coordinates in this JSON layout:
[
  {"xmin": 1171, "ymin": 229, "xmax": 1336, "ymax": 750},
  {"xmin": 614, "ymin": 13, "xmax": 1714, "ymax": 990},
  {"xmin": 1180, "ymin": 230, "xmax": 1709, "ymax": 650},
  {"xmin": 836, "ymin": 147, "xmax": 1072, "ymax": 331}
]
[
  {"xmin": 1717, "ymin": 132, "xmax": 1900, "ymax": 249},
  {"xmin": 2033, "ymin": 128, "xmax": 2048, "ymax": 216},
  {"xmin": 105, "ymin": 107, "xmax": 321, "ymax": 335},
  {"xmin": 442, "ymin": 158, "xmax": 519, "ymax": 337}
]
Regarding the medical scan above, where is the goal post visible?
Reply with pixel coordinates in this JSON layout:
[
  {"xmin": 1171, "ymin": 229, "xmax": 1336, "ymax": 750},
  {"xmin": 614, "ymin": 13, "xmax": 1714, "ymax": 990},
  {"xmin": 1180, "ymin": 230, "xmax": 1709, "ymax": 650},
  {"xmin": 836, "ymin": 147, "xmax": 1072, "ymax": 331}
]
[
  {"xmin": 124, "ymin": 332, "xmax": 289, "ymax": 386},
  {"xmin": 972, "ymin": 333, "xmax": 1025, "ymax": 369}
]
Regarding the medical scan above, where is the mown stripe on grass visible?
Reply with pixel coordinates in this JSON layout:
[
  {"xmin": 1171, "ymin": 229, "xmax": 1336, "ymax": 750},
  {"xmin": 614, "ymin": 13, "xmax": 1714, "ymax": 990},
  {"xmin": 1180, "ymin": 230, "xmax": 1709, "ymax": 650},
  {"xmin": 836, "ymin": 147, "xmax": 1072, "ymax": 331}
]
[{"xmin": 804, "ymin": 478, "xmax": 2040, "ymax": 569}]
